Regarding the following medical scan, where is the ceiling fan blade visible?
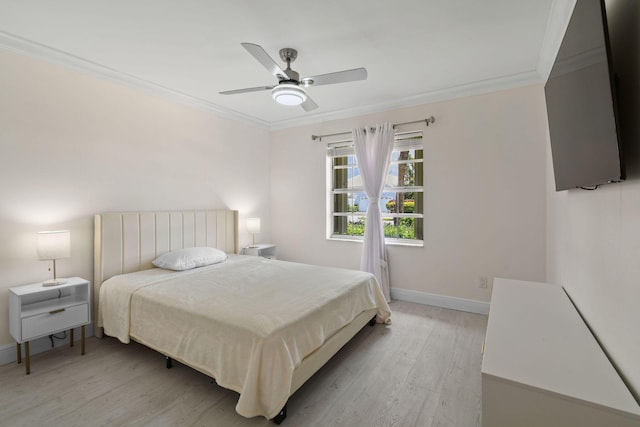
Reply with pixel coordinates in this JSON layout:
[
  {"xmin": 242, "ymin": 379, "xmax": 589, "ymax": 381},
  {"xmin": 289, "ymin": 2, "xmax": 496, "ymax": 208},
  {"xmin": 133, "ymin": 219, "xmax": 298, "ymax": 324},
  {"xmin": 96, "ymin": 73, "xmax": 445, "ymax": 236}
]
[
  {"xmin": 219, "ymin": 85, "xmax": 274, "ymax": 95},
  {"xmin": 301, "ymin": 96, "xmax": 318, "ymax": 112},
  {"xmin": 302, "ymin": 67, "xmax": 367, "ymax": 87},
  {"xmin": 241, "ymin": 43, "xmax": 288, "ymax": 80}
]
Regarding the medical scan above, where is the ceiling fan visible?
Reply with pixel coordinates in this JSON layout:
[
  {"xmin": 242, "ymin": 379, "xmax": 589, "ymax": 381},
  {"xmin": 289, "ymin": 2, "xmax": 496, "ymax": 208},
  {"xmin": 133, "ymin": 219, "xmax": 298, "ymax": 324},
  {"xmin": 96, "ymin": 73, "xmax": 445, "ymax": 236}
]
[{"xmin": 219, "ymin": 43, "xmax": 367, "ymax": 112}]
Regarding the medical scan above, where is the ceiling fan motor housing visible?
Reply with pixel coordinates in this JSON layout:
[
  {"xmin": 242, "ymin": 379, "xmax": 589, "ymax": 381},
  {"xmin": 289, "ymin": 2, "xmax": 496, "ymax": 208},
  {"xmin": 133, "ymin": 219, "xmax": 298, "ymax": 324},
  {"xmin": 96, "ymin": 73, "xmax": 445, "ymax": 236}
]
[{"xmin": 278, "ymin": 48, "xmax": 300, "ymax": 82}]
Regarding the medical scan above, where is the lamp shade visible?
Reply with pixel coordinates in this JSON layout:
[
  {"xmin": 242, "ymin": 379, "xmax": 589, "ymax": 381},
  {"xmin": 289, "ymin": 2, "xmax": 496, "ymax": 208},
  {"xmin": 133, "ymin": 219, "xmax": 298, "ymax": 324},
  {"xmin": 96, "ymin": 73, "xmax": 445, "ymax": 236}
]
[
  {"xmin": 246, "ymin": 218, "xmax": 261, "ymax": 235},
  {"xmin": 37, "ymin": 230, "xmax": 70, "ymax": 260}
]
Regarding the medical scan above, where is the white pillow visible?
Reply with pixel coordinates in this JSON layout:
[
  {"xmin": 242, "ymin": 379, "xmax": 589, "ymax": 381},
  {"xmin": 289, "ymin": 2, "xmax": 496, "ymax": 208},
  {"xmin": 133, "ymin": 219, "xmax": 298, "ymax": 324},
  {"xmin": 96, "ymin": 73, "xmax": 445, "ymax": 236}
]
[{"xmin": 152, "ymin": 247, "xmax": 227, "ymax": 271}]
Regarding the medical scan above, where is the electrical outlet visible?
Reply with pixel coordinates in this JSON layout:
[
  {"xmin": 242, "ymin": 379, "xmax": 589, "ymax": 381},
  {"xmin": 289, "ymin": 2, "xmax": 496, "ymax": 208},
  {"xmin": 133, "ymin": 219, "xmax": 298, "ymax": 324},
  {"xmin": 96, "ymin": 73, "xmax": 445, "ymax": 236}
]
[{"xmin": 479, "ymin": 276, "xmax": 488, "ymax": 289}]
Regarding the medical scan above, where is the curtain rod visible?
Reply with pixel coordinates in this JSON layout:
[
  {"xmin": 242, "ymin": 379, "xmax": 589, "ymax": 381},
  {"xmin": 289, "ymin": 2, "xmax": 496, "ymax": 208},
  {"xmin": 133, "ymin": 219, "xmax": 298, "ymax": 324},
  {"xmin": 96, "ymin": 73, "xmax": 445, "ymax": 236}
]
[{"xmin": 311, "ymin": 116, "xmax": 435, "ymax": 141}]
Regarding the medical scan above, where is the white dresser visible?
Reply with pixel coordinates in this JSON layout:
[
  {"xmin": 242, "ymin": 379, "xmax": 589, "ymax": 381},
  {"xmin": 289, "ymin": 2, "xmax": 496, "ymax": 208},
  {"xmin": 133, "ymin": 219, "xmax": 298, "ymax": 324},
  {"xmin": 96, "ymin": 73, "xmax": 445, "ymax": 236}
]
[{"xmin": 482, "ymin": 278, "xmax": 640, "ymax": 427}]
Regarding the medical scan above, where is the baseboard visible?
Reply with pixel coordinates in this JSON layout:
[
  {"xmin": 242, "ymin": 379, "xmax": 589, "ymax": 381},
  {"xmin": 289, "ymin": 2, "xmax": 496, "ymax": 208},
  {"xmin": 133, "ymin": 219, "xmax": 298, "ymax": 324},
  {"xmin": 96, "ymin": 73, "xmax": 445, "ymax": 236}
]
[
  {"xmin": 0, "ymin": 324, "xmax": 94, "ymax": 366},
  {"xmin": 391, "ymin": 288, "xmax": 490, "ymax": 315}
]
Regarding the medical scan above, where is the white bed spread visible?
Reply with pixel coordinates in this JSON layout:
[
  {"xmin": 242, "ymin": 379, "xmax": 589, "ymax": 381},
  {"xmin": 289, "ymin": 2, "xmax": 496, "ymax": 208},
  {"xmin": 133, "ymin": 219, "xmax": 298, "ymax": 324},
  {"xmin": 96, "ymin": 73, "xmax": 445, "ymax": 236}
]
[{"xmin": 98, "ymin": 256, "xmax": 391, "ymax": 419}]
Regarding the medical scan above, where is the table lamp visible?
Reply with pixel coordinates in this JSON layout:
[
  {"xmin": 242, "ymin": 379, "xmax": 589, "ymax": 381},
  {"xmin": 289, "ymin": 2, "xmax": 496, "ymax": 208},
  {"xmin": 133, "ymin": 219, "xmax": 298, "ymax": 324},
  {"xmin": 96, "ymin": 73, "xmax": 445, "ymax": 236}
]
[
  {"xmin": 37, "ymin": 230, "xmax": 70, "ymax": 286},
  {"xmin": 246, "ymin": 218, "xmax": 261, "ymax": 247}
]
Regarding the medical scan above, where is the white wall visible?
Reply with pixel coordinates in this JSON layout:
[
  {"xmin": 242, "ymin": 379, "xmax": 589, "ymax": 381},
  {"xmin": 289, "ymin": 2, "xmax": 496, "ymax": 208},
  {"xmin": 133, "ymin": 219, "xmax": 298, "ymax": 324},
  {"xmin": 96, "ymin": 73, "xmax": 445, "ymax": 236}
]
[
  {"xmin": 547, "ymin": 0, "xmax": 640, "ymax": 398},
  {"xmin": 0, "ymin": 49, "xmax": 271, "ymax": 347},
  {"xmin": 270, "ymin": 85, "xmax": 548, "ymax": 305}
]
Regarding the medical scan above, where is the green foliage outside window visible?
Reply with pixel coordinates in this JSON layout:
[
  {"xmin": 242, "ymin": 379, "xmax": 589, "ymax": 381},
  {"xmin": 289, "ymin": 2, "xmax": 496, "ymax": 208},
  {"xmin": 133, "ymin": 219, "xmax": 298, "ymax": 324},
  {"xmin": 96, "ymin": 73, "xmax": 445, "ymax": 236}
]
[{"xmin": 346, "ymin": 218, "xmax": 418, "ymax": 239}]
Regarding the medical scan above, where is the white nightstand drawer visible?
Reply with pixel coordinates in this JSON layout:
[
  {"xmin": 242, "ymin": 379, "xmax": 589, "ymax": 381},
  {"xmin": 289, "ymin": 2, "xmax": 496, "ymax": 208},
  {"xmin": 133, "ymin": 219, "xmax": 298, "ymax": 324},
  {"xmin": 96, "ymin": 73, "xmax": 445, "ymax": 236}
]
[{"xmin": 21, "ymin": 303, "xmax": 89, "ymax": 341}]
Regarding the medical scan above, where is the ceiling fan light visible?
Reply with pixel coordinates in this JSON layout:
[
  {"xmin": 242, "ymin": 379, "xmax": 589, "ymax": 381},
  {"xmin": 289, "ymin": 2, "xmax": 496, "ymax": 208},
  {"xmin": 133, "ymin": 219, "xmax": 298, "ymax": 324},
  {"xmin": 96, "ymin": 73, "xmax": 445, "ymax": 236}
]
[{"xmin": 271, "ymin": 84, "xmax": 307, "ymax": 106}]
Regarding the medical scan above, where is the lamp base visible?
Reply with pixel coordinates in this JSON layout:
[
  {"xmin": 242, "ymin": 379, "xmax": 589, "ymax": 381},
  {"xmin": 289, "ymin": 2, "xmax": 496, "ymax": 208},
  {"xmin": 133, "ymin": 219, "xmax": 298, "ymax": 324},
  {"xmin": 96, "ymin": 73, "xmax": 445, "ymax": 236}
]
[{"xmin": 42, "ymin": 279, "xmax": 67, "ymax": 287}]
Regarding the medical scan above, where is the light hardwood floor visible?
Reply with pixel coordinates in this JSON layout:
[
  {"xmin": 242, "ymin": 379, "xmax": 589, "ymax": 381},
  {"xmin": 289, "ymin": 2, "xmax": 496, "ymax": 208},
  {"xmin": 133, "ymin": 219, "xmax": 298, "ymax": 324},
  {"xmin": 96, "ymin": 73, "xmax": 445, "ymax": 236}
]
[{"xmin": 0, "ymin": 301, "xmax": 487, "ymax": 427}]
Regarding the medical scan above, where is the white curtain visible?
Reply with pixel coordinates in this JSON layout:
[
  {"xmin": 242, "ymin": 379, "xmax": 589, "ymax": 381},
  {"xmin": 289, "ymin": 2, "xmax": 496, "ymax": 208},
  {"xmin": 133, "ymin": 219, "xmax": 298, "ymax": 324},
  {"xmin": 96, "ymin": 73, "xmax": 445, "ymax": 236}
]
[{"xmin": 352, "ymin": 122, "xmax": 395, "ymax": 302}]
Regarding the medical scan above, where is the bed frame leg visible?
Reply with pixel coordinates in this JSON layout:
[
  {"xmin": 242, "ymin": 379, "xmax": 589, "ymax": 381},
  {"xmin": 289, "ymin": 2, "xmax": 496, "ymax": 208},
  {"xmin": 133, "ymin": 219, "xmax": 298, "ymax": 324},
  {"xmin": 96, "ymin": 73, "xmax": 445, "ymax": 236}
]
[
  {"xmin": 272, "ymin": 404, "xmax": 287, "ymax": 425},
  {"xmin": 166, "ymin": 356, "xmax": 173, "ymax": 369},
  {"xmin": 369, "ymin": 316, "xmax": 376, "ymax": 327}
]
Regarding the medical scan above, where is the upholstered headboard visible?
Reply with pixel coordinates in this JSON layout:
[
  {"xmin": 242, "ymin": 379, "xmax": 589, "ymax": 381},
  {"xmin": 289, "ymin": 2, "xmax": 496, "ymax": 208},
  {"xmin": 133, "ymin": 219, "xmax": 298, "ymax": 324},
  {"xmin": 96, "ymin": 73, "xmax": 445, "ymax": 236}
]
[{"xmin": 93, "ymin": 210, "xmax": 237, "ymax": 333}]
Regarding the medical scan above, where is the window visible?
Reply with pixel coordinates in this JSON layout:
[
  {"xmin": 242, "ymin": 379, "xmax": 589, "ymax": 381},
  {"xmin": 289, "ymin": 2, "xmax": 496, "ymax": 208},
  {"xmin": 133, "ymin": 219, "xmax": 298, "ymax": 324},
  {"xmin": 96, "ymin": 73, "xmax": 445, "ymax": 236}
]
[{"xmin": 327, "ymin": 131, "xmax": 424, "ymax": 245}]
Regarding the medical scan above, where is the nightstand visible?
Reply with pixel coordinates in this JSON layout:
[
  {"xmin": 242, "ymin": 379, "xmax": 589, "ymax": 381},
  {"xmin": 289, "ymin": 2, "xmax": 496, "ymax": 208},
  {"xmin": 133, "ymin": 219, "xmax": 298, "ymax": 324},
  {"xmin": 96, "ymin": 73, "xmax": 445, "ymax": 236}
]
[
  {"xmin": 9, "ymin": 277, "xmax": 91, "ymax": 374},
  {"xmin": 242, "ymin": 244, "xmax": 276, "ymax": 259}
]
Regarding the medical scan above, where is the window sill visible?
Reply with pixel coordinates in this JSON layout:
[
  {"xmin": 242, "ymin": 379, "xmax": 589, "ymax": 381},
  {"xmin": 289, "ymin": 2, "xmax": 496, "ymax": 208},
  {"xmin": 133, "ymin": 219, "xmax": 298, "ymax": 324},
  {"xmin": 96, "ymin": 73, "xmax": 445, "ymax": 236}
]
[{"xmin": 328, "ymin": 236, "xmax": 424, "ymax": 248}]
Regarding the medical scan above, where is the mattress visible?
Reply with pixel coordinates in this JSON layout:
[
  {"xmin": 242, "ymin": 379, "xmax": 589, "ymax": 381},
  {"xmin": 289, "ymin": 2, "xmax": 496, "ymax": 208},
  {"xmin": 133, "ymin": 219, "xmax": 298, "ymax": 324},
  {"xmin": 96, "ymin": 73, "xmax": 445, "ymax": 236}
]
[{"xmin": 98, "ymin": 255, "xmax": 391, "ymax": 419}]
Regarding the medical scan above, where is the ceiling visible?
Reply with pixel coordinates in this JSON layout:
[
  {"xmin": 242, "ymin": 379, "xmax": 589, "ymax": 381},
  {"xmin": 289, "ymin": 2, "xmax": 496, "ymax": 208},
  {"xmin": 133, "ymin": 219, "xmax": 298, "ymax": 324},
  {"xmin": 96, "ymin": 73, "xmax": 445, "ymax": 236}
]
[{"xmin": 0, "ymin": 0, "xmax": 574, "ymax": 129}]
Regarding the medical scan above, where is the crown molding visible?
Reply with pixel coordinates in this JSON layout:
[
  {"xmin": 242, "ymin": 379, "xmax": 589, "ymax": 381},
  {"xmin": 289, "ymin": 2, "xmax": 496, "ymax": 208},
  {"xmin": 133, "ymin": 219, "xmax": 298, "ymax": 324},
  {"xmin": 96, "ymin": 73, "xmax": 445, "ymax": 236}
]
[{"xmin": 0, "ymin": 31, "xmax": 270, "ymax": 130}]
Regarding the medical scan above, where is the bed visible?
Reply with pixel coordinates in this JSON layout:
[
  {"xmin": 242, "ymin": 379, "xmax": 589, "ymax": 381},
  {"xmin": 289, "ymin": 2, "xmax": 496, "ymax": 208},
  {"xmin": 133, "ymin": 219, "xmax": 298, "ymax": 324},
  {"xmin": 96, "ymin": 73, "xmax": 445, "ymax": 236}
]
[{"xmin": 94, "ymin": 210, "xmax": 391, "ymax": 423}]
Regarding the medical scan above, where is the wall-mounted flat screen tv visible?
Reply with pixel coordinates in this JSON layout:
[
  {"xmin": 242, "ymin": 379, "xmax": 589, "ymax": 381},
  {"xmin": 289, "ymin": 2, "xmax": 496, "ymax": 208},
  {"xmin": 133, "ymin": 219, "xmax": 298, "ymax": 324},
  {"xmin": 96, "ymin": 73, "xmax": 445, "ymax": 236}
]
[{"xmin": 544, "ymin": 0, "xmax": 624, "ymax": 191}]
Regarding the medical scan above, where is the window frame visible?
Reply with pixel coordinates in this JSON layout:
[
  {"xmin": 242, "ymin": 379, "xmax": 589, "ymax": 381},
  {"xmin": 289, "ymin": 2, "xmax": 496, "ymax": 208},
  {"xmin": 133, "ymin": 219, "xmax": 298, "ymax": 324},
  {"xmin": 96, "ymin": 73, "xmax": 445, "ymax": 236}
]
[{"xmin": 326, "ymin": 130, "xmax": 424, "ymax": 247}]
